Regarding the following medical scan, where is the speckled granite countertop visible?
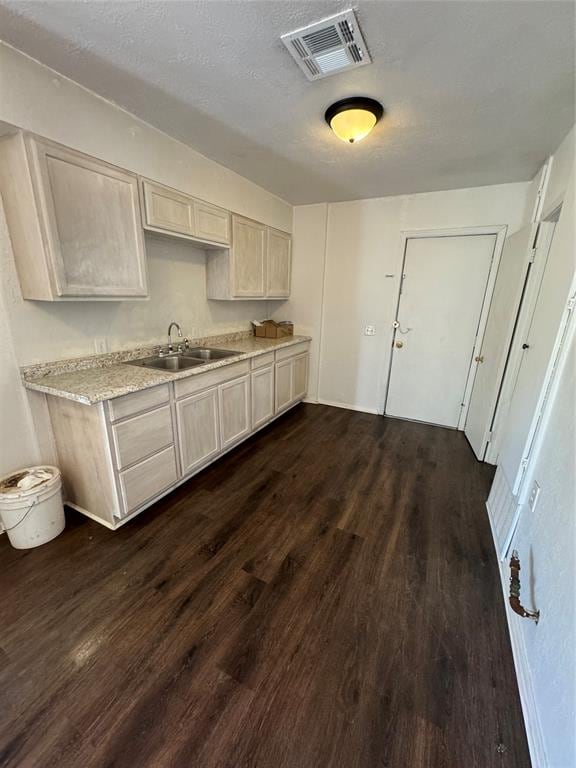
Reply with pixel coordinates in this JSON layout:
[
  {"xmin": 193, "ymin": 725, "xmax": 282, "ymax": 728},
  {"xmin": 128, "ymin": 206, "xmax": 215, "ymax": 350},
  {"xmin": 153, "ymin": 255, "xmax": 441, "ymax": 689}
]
[{"xmin": 22, "ymin": 333, "xmax": 311, "ymax": 405}]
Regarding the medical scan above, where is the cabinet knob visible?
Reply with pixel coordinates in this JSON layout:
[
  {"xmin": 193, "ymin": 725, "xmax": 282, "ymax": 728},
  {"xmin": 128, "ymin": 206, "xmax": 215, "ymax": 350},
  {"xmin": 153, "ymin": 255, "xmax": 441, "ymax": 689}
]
[
  {"xmin": 474, "ymin": 355, "xmax": 484, "ymax": 363},
  {"xmin": 522, "ymin": 343, "xmax": 530, "ymax": 350},
  {"xmin": 395, "ymin": 341, "xmax": 404, "ymax": 349}
]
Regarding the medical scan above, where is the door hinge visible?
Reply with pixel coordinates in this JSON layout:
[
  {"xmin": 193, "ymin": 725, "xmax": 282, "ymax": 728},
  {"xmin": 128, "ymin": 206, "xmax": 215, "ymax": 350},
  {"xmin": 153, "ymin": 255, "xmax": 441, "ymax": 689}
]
[
  {"xmin": 486, "ymin": 430, "xmax": 493, "ymax": 443},
  {"xmin": 528, "ymin": 248, "xmax": 537, "ymax": 264},
  {"xmin": 567, "ymin": 295, "xmax": 576, "ymax": 311}
]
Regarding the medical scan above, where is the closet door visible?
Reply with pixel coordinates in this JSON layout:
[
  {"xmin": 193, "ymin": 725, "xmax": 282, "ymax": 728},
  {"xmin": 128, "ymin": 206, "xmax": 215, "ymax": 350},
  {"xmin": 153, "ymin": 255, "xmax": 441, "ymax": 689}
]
[{"xmin": 464, "ymin": 225, "xmax": 536, "ymax": 460}]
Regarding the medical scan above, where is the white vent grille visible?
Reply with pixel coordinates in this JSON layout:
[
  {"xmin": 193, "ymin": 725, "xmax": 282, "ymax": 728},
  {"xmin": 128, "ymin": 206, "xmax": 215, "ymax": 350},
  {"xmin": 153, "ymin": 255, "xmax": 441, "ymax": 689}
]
[{"xmin": 281, "ymin": 9, "xmax": 371, "ymax": 81}]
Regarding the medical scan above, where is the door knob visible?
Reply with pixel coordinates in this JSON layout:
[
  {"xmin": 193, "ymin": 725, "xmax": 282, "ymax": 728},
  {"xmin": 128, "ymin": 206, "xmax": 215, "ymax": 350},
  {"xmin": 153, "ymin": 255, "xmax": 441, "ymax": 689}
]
[{"xmin": 395, "ymin": 341, "xmax": 404, "ymax": 348}]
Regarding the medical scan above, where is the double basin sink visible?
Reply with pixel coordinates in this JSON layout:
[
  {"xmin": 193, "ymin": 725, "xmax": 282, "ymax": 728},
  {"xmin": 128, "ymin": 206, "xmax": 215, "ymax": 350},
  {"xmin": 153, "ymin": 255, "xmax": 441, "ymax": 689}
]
[{"xmin": 126, "ymin": 347, "xmax": 240, "ymax": 372}]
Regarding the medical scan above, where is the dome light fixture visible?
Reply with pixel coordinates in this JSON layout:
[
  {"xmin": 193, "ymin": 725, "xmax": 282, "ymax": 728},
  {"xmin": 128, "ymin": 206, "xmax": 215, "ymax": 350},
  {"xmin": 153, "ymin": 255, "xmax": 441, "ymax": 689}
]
[{"xmin": 325, "ymin": 97, "xmax": 384, "ymax": 144}]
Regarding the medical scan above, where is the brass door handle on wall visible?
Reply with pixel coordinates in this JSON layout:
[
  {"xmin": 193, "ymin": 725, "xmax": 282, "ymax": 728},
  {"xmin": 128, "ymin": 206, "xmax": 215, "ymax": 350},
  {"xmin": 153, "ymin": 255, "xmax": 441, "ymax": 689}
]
[{"xmin": 509, "ymin": 550, "xmax": 540, "ymax": 623}]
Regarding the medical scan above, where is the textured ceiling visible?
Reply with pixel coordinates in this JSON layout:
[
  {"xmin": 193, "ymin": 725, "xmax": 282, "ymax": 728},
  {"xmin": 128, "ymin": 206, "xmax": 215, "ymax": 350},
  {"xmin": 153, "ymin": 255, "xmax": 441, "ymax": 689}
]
[{"xmin": 0, "ymin": 0, "xmax": 574, "ymax": 204}]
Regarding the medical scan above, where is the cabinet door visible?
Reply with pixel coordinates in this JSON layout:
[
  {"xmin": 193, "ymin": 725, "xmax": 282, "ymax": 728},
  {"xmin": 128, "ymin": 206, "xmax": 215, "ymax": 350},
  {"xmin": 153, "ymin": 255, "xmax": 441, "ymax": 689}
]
[
  {"xmin": 275, "ymin": 359, "xmax": 293, "ymax": 413},
  {"xmin": 29, "ymin": 137, "xmax": 147, "ymax": 297},
  {"xmin": 219, "ymin": 375, "xmax": 251, "ymax": 448},
  {"xmin": 177, "ymin": 387, "xmax": 220, "ymax": 475},
  {"xmin": 266, "ymin": 228, "xmax": 292, "ymax": 298},
  {"xmin": 142, "ymin": 180, "xmax": 195, "ymax": 237},
  {"xmin": 231, "ymin": 216, "xmax": 266, "ymax": 297},
  {"xmin": 292, "ymin": 353, "xmax": 309, "ymax": 402},
  {"xmin": 251, "ymin": 365, "xmax": 274, "ymax": 429},
  {"xmin": 195, "ymin": 201, "xmax": 230, "ymax": 245}
]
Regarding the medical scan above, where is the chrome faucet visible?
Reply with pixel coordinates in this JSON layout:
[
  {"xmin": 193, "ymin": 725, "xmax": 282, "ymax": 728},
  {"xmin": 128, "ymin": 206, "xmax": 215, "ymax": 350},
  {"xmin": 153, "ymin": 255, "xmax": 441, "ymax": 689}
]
[{"xmin": 167, "ymin": 322, "xmax": 182, "ymax": 352}]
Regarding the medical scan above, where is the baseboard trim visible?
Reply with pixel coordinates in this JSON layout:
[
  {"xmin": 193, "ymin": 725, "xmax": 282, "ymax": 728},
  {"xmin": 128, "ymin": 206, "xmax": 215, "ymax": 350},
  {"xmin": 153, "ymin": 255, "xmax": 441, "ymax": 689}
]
[
  {"xmin": 316, "ymin": 399, "xmax": 380, "ymax": 415},
  {"xmin": 488, "ymin": 500, "xmax": 547, "ymax": 768}
]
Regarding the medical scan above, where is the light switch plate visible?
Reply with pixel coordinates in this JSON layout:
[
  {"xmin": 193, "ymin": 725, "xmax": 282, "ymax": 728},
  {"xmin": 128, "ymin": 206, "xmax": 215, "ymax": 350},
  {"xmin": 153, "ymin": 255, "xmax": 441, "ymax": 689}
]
[
  {"xmin": 528, "ymin": 481, "xmax": 541, "ymax": 512},
  {"xmin": 364, "ymin": 325, "xmax": 376, "ymax": 336}
]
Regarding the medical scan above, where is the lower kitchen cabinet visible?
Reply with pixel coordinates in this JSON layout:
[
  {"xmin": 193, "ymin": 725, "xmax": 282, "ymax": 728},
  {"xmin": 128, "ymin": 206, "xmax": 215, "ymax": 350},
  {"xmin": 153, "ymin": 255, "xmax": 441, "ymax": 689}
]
[
  {"xmin": 275, "ymin": 349, "xmax": 309, "ymax": 412},
  {"xmin": 176, "ymin": 387, "xmax": 221, "ymax": 475},
  {"xmin": 46, "ymin": 341, "xmax": 310, "ymax": 529},
  {"xmin": 275, "ymin": 358, "xmax": 293, "ymax": 413},
  {"xmin": 292, "ymin": 353, "xmax": 309, "ymax": 401},
  {"xmin": 219, "ymin": 375, "xmax": 251, "ymax": 448},
  {"xmin": 251, "ymin": 364, "xmax": 275, "ymax": 429}
]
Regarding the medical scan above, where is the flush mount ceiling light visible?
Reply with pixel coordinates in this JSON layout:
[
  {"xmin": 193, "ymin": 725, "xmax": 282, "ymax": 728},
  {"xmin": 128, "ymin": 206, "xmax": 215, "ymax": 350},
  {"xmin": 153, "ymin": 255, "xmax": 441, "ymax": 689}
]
[{"xmin": 325, "ymin": 97, "xmax": 384, "ymax": 144}]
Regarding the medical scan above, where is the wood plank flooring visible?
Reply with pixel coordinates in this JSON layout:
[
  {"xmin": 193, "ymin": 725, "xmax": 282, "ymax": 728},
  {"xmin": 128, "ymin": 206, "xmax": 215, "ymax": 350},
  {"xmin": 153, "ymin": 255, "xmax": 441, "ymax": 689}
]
[{"xmin": 0, "ymin": 404, "xmax": 530, "ymax": 767}]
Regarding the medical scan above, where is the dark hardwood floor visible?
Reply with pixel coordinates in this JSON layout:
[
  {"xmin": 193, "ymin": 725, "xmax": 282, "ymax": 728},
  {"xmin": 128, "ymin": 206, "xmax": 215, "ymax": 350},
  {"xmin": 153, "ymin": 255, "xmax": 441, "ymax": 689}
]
[{"xmin": 0, "ymin": 404, "xmax": 530, "ymax": 767}]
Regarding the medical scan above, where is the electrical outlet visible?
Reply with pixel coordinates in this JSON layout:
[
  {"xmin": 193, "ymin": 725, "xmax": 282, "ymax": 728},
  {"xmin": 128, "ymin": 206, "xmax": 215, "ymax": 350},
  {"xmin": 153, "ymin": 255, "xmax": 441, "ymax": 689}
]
[
  {"xmin": 94, "ymin": 338, "xmax": 108, "ymax": 354},
  {"xmin": 364, "ymin": 325, "xmax": 376, "ymax": 336},
  {"xmin": 528, "ymin": 481, "xmax": 541, "ymax": 512}
]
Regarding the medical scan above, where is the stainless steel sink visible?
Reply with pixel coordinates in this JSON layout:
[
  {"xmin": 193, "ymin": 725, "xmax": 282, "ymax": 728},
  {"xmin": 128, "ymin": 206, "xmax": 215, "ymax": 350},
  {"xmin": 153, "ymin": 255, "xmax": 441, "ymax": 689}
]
[
  {"xmin": 126, "ymin": 353, "xmax": 206, "ymax": 371},
  {"xmin": 125, "ymin": 347, "xmax": 240, "ymax": 371},
  {"xmin": 185, "ymin": 347, "xmax": 240, "ymax": 360}
]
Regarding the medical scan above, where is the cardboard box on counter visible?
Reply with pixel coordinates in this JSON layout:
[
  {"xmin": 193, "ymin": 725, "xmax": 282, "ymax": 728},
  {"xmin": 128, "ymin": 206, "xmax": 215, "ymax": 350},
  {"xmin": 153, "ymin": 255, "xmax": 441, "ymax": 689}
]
[{"xmin": 252, "ymin": 320, "xmax": 294, "ymax": 338}]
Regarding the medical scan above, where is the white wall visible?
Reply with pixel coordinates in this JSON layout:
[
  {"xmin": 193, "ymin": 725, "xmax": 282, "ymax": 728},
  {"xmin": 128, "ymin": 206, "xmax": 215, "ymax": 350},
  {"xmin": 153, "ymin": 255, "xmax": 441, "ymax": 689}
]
[
  {"xmin": 0, "ymin": 42, "xmax": 293, "ymax": 477},
  {"xmin": 498, "ymin": 126, "xmax": 576, "ymax": 768},
  {"xmin": 0, "ymin": 43, "xmax": 292, "ymax": 231},
  {"xmin": 277, "ymin": 204, "xmax": 328, "ymax": 403},
  {"xmin": 281, "ymin": 182, "xmax": 530, "ymax": 412},
  {"xmin": 512, "ymin": 321, "xmax": 575, "ymax": 768}
]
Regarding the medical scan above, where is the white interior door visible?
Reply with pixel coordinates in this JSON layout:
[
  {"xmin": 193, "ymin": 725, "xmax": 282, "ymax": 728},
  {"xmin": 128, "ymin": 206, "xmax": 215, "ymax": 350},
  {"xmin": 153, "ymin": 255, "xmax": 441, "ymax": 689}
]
[
  {"xmin": 464, "ymin": 225, "xmax": 536, "ymax": 459},
  {"xmin": 385, "ymin": 234, "xmax": 496, "ymax": 428},
  {"xmin": 498, "ymin": 194, "xmax": 575, "ymax": 495}
]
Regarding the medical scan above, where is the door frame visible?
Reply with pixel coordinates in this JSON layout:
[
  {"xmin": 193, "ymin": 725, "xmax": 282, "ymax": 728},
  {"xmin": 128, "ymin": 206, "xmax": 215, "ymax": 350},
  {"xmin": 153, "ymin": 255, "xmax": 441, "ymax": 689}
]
[{"xmin": 383, "ymin": 225, "xmax": 507, "ymax": 429}]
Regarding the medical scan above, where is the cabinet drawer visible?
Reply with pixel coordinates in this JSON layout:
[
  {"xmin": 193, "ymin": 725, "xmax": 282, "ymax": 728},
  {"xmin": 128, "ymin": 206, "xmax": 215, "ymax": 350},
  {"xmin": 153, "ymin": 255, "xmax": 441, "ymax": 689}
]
[
  {"xmin": 119, "ymin": 446, "xmax": 178, "ymax": 516},
  {"xmin": 174, "ymin": 361, "xmax": 250, "ymax": 400},
  {"xmin": 251, "ymin": 351, "xmax": 275, "ymax": 369},
  {"xmin": 275, "ymin": 341, "xmax": 309, "ymax": 361},
  {"xmin": 108, "ymin": 384, "xmax": 170, "ymax": 422},
  {"xmin": 112, "ymin": 405, "xmax": 173, "ymax": 469},
  {"xmin": 194, "ymin": 201, "xmax": 230, "ymax": 245}
]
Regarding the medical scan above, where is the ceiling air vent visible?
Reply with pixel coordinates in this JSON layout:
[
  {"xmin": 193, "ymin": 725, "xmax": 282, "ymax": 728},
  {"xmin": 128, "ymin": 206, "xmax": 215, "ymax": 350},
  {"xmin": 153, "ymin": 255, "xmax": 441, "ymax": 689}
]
[{"xmin": 281, "ymin": 9, "xmax": 371, "ymax": 81}]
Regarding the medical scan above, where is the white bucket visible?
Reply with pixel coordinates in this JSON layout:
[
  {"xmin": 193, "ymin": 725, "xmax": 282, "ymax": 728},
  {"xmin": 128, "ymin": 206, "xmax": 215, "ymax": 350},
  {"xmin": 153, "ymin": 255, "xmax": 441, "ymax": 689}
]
[{"xmin": 0, "ymin": 466, "xmax": 65, "ymax": 549}]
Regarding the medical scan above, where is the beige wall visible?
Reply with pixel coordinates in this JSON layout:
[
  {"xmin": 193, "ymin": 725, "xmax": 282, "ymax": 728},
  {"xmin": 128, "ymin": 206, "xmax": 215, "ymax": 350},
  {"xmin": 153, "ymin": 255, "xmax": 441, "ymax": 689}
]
[
  {"xmin": 0, "ymin": 42, "xmax": 292, "ymax": 477},
  {"xmin": 280, "ymin": 181, "xmax": 531, "ymax": 412}
]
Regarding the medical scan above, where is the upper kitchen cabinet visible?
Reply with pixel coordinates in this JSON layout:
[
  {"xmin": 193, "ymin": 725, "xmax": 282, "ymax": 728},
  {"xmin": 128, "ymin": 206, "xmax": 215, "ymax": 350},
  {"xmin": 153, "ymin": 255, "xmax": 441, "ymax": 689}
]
[
  {"xmin": 141, "ymin": 180, "xmax": 195, "ymax": 238},
  {"xmin": 0, "ymin": 133, "xmax": 148, "ymax": 301},
  {"xmin": 206, "ymin": 214, "xmax": 292, "ymax": 300},
  {"xmin": 141, "ymin": 180, "xmax": 231, "ymax": 246},
  {"xmin": 266, "ymin": 227, "xmax": 292, "ymax": 298},
  {"xmin": 194, "ymin": 200, "xmax": 230, "ymax": 245}
]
